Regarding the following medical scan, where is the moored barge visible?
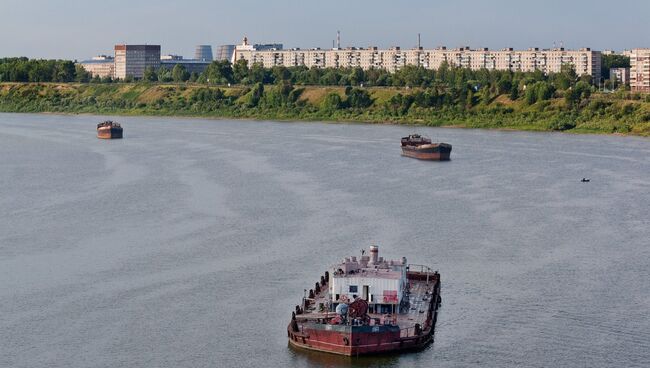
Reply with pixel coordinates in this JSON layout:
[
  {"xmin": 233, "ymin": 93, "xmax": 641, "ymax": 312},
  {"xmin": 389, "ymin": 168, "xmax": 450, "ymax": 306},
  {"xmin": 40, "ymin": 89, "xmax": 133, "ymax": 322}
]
[
  {"xmin": 401, "ymin": 134, "xmax": 451, "ymax": 161},
  {"xmin": 97, "ymin": 121, "xmax": 123, "ymax": 139},
  {"xmin": 288, "ymin": 246, "xmax": 441, "ymax": 356}
]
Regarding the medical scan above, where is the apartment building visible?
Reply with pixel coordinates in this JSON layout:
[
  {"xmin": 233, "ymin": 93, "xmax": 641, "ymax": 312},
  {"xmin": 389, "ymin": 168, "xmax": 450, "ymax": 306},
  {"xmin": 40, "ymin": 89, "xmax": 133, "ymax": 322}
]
[
  {"xmin": 77, "ymin": 55, "xmax": 114, "ymax": 78},
  {"xmin": 233, "ymin": 39, "xmax": 602, "ymax": 79},
  {"xmin": 630, "ymin": 48, "xmax": 650, "ymax": 92},
  {"xmin": 610, "ymin": 67, "xmax": 630, "ymax": 86},
  {"xmin": 114, "ymin": 44, "xmax": 161, "ymax": 79}
]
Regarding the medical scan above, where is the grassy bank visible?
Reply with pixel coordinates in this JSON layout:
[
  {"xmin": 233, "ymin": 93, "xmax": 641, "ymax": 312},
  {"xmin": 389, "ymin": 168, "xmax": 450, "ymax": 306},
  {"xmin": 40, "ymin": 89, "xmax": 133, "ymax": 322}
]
[{"xmin": 1, "ymin": 82, "xmax": 649, "ymax": 136}]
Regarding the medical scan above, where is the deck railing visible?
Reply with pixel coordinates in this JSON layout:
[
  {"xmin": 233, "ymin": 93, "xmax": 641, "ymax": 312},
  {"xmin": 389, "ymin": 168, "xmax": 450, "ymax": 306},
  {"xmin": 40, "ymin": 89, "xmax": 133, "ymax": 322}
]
[
  {"xmin": 407, "ymin": 264, "xmax": 439, "ymax": 284},
  {"xmin": 399, "ymin": 326, "xmax": 423, "ymax": 338}
]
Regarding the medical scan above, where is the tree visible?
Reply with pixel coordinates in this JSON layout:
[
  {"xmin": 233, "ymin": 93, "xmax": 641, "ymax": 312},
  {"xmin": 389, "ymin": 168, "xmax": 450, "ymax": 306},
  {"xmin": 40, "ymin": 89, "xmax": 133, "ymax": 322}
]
[
  {"xmin": 565, "ymin": 81, "xmax": 592, "ymax": 108},
  {"xmin": 349, "ymin": 67, "xmax": 365, "ymax": 86},
  {"xmin": 497, "ymin": 75, "xmax": 512, "ymax": 95},
  {"xmin": 233, "ymin": 59, "xmax": 249, "ymax": 83},
  {"xmin": 74, "ymin": 64, "xmax": 91, "ymax": 83},
  {"xmin": 553, "ymin": 64, "xmax": 578, "ymax": 91},
  {"xmin": 510, "ymin": 85, "xmax": 519, "ymax": 100},
  {"xmin": 271, "ymin": 66, "xmax": 291, "ymax": 84},
  {"xmin": 320, "ymin": 70, "xmax": 340, "ymax": 85},
  {"xmin": 246, "ymin": 82, "xmax": 264, "ymax": 107},
  {"xmin": 248, "ymin": 62, "xmax": 266, "ymax": 84},
  {"xmin": 143, "ymin": 67, "xmax": 157, "ymax": 82},
  {"xmin": 525, "ymin": 82, "xmax": 554, "ymax": 105},
  {"xmin": 172, "ymin": 64, "xmax": 190, "ymax": 82},
  {"xmin": 204, "ymin": 60, "xmax": 234, "ymax": 84},
  {"xmin": 346, "ymin": 88, "xmax": 373, "ymax": 108},
  {"xmin": 157, "ymin": 67, "xmax": 172, "ymax": 82}
]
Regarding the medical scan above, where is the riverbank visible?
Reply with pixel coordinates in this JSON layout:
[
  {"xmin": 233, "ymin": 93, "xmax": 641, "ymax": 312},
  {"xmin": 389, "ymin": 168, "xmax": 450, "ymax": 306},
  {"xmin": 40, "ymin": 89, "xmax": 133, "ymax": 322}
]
[{"xmin": 1, "ymin": 82, "xmax": 649, "ymax": 136}]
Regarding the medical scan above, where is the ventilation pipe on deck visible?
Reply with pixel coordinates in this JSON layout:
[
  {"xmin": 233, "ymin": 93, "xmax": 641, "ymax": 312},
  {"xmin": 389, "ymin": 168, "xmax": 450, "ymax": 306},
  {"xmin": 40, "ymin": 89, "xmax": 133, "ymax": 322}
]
[{"xmin": 369, "ymin": 245, "xmax": 379, "ymax": 265}]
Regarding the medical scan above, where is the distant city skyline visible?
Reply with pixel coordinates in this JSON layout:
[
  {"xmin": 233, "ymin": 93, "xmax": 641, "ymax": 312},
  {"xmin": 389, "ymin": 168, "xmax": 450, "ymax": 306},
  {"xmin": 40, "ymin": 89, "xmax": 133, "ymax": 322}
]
[{"xmin": 1, "ymin": 0, "xmax": 649, "ymax": 60}]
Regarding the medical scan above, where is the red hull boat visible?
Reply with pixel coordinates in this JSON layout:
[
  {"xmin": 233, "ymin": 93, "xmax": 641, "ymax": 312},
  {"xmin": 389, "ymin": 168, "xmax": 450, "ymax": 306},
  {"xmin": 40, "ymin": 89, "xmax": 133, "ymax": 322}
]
[
  {"xmin": 401, "ymin": 134, "xmax": 451, "ymax": 161},
  {"xmin": 288, "ymin": 246, "xmax": 441, "ymax": 356},
  {"xmin": 97, "ymin": 121, "xmax": 123, "ymax": 139}
]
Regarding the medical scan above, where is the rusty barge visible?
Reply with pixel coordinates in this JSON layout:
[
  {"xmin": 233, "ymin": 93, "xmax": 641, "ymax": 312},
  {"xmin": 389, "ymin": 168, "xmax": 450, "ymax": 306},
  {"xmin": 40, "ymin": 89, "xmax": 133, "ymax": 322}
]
[
  {"xmin": 401, "ymin": 134, "xmax": 451, "ymax": 161},
  {"xmin": 97, "ymin": 121, "xmax": 123, "ymax": 139},
  {"xmin": 288, "ymin": 246, "xmax": 441, "ymax": 356}
]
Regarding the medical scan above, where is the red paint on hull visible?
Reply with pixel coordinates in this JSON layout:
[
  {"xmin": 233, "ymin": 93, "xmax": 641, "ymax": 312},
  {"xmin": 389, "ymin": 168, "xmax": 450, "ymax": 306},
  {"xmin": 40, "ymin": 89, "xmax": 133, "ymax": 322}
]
[
  {"xmin": 401, "ymin": 143, "xmax": 452, "ymax": 161},
  {"xmin": 401, "ymin": 150, "xmax": 450, "ymax": 161},
  {"xmin": 97, "ymin": 127, "xmax": 123, "ymax": 139},
  {"xmin": 288, "ymin": 328, "xmax": 435, "ymax": 356}
]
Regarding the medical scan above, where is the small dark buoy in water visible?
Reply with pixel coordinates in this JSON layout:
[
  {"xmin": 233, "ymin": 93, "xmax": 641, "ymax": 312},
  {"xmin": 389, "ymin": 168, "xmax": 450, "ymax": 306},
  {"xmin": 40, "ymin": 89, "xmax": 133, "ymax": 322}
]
[{"xmin": 581, "ymin": 178, "xmax": 590, "ymax": 183}]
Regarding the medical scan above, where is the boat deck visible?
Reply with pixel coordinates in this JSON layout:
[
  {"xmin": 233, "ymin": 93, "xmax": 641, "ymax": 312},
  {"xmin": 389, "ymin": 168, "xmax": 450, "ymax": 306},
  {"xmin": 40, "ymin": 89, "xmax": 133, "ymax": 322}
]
[{"xmin": 297, "ymin": 275, "xmax": 438, "ymax": 337}]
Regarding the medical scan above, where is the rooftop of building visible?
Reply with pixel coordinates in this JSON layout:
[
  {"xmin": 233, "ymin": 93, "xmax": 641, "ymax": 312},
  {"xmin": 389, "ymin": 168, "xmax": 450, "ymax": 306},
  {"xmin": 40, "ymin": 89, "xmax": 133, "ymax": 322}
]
[
  {"xmin": 160, "ymin": 59, "xmax": 211, "ymax": 64},
  {"xmin": 79, "ymin": 59, "xmax": 114, "ymax": 64},
  {"xmin": 331, "ymin": 246, "xmax": 406, "ymax": 280}
]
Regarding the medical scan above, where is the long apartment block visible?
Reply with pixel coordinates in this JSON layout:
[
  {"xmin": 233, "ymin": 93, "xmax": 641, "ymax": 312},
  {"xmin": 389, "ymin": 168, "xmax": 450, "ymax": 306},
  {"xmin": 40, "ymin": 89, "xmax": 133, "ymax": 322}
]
[{"xmin": 234, "ymin": 42, "xmax": 602, "ymax": 80}]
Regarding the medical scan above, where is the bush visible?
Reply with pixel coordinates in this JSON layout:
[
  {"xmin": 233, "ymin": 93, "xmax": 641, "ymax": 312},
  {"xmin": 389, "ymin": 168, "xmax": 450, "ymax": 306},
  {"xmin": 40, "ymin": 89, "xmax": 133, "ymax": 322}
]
[
  {"xmin": 320, "ymin": 92, "xmax": 343, "ymax": 111},
  {"xmin": 345, "ymin": 88, "xmax": 373, "ymax": 108},
  {"xmin": 548, "ymin": 115, "xmax": 577, "ymax": 131}
]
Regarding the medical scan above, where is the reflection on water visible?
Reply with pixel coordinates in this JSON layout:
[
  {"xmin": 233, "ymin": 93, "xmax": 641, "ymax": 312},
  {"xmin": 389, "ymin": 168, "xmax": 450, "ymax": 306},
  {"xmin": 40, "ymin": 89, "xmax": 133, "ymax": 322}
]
[
  {"xmin": 1, "ymin": 113, "xmax": 649, "ymax": 368},
  {"xmin": 288, "ymin": 343, "xmax": 400, "ymax": 368}
]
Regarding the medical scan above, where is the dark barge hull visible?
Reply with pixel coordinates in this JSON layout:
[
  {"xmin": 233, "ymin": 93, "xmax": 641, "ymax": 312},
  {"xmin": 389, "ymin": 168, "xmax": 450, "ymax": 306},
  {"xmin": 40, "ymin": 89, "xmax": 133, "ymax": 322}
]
[
  {"xmin": 287, "ymin": 272, "xmax": 441, "ymax": 357},
  {"xmin": 401, "ymin": 144, "xmax": 451, "ymax": 161},
  {"xmin": 97, "ymin": 127, "xmax": 123, "ymax": 139}
]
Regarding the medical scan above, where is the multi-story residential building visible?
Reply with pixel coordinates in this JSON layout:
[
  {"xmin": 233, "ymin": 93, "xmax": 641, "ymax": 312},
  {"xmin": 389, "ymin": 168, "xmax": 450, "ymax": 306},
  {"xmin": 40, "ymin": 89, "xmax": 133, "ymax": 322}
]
[
  {"xmin": 160, "ymin": 54, "xmax": 211, "ymax": 75},
  {"xmin": 630, "ymin": 49, "xmax": 650, "ymax": 92},
  {"xmin": 114, "ymin": 44, "xmax": 161, "ymax": 79},
  {"xmin": 77, "ymin": 55, "xmax": 114, "ymax": 78},
  {"xmin": 233, "ymin": 38, "xmax": 602, "ymax": 80},
  {"xmin": 610, "ymin": 67, "xmax": 630, "ymax": 86},
  {"xmin": 233, "ymin": 37, "xmax": 284, "ymax": 64},
  {"xmin": 194, "ymin": 45, "xmax": 213, "ymax": 61}
]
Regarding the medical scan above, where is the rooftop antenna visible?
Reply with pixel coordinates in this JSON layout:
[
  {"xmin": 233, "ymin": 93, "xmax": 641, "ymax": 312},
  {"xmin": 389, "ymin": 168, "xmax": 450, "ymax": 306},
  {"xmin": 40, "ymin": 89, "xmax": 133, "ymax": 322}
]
[
  {"xmin": 332, "ymin": 39, "xmax": 335, "ymax": 49},
  {"xmin": 337, "ymin": 30, "xmax": 341, "ymax": 49},
  {"xmin": 418, "ymin": 33, "xmax": 421, "ymax": 49}
]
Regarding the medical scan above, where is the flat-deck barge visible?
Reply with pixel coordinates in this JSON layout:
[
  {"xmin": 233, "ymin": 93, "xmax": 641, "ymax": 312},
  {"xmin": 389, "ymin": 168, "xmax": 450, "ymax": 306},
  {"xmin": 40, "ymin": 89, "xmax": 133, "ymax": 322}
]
[{"xmin": 288, "ymin": 246, "xmax": 441, "ymax": 356}]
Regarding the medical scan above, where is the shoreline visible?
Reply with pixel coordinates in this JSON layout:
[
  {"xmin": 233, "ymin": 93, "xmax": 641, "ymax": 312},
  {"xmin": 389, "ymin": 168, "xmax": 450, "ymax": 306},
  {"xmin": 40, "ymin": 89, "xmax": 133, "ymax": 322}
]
[
  {"xmin": 4, "ymin": 110, "xmax": 646, "ymax": 139},
  {"xmin": 2, "ymin": 82, "xmax": 649, "ymax": 137}
]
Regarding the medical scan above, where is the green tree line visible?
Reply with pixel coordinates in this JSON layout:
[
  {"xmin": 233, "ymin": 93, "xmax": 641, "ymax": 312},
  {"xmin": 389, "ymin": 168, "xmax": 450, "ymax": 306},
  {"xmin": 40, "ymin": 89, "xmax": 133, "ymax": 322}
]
[{"xmin": 0, "ymin": 57, "xmax": 90, "ymax": 83}]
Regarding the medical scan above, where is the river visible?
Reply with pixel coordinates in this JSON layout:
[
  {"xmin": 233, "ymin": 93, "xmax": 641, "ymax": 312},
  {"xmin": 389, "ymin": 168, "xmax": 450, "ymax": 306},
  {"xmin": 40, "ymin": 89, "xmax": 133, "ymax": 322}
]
[{"xmin": 1, "ymin": 113, "xmax": 649, "ymax": 368}]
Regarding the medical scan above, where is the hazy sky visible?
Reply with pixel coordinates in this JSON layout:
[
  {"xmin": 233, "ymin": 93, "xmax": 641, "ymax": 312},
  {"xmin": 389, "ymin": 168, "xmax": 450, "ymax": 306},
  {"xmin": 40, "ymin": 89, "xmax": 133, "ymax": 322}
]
[{"xmin": 1, "ymin": 0, "xmax": 648, "ymax": 60}]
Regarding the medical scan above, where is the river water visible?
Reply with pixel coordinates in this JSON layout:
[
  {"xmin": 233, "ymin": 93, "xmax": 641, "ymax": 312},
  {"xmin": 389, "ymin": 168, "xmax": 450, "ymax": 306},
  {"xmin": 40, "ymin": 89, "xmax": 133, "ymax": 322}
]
[{"xmin": 1, "ymin": 113, "xmax": 649, "ymax": 368}]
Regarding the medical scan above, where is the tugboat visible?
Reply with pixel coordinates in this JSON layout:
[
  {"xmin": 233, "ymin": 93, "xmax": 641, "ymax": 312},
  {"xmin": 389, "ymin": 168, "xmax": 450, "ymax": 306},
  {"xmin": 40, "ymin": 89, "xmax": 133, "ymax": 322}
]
[
  {"xmin": 401, "ymin": 134, "xmax": 451, "ymax": 161},
  {"xmin": 288, "ymin": 246, "xmax": 441, "ymax": 356},
  {"xmin": 97, "ymin": 121, "xmax": 123, "ymax": 139}
]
